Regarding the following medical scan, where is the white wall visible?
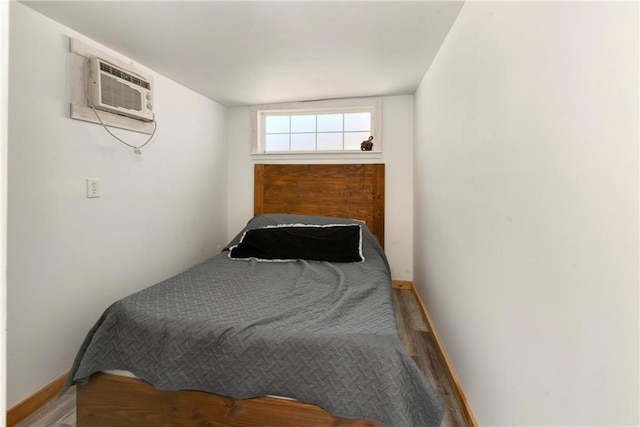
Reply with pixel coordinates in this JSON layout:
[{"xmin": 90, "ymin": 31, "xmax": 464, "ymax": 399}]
[
  {"xmin": 1, "ymin": 0, "xmax": 8, "ymax": 416},
  {"xmin": 227, "ymin": 95, "xmax": 414, "ymax": 280},
  {"xmin": 7, "ymin": 3, "xmax": 228, "ymax": 407},
  {"xmin": 414, "ymin": 2, "xmax": 638, "ymax": 425}
]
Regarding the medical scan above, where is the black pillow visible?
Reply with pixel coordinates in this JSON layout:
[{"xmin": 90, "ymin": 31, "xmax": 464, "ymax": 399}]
[{"xmin": 228, "ymin": 224, "xmax": 364, "ymax": 262}]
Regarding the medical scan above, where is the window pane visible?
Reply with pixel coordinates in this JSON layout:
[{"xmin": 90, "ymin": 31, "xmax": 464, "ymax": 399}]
[
  {"xmin": 344, "ymin": 132, "xmax": 373, "ymax": 150},
  {"xmin": 265, "ymin": 134, "xmax": 289, "ymax": 151},
  {"xmin": 317, "ymin": 114, "xmax": 343, "ymax": 132},
  {"xmin": 344, "ymin": 112, "xmax": 371, "ymax": 132},
  {"xmin": 317, "ymin": 133, "xmax": 343, "ymax": 150},
  {"xmin": 291, "ymin": 115, "xmax": 316, "ymax": 133},
  {"xmin": 265, "ymin": 115, "xmax": 290, "ymax": 134},
  {"xmin": 291, "ymin": 133, "xmax": 316, "ymax": 151}
]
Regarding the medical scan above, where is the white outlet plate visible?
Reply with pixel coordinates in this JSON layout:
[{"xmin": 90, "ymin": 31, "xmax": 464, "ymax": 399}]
[{"xmin": 87, "ymin": 178, "xmax": 100, "ymax": 198}]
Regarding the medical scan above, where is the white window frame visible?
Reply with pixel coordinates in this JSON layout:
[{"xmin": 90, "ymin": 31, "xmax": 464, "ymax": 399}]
[{"xmin": 251, "ymin": 98, "xmax": 382, "ymax": 160}]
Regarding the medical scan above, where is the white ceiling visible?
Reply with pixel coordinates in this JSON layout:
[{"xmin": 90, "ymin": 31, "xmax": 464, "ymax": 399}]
[{"xmin": 20, "ymin": 1, "xmax": 464, "ymax": 107}]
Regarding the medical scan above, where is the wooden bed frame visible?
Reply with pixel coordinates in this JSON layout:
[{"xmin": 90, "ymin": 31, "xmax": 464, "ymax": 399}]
[
  {"xmin": 77, "ymin": 163, "xmax": 386, "ymax": 426},
  {"xmin": 254, "ymin": 164, "xmax": 385, "ymax": 248}
]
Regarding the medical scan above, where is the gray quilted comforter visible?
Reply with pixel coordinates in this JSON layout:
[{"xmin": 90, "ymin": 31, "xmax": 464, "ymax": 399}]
[{"xmin": 65, "ymin": 214, "xmax": 444, "ymax": 426}]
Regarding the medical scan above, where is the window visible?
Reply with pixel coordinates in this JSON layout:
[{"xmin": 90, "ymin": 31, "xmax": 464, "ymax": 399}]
[{"xmin": 252, "ymin": 98, "xmax": 382, "ymax": 157}]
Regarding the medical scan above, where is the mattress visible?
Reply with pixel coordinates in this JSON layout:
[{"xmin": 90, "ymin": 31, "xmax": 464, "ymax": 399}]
[{"xmin": 64, "ymin": 214, "xmax": 444, "ymax": 426}]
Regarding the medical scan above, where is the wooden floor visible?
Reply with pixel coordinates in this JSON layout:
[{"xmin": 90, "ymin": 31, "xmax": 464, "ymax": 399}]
[
  {"xmin": 392, "ymin": 289, "xmax": 467, "ymax": 427},
  {"xmin": 16, "ymin": 288, "xmax": 467, "ymax": 427}
]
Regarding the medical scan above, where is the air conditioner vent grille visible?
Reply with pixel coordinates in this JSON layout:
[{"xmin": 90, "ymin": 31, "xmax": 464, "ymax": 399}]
[
  {"xmin": 100, "ymin": 74, "xmax": 142, "ymax": 111},
  {"xmin": 99, "ymin": 61, "xmax": 150, "ymax": 90}
]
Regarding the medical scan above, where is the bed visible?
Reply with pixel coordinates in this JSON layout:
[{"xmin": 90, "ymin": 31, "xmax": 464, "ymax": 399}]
[{"xmin": 64, "ymin": 164, "xmax": 444, "ymax": 426}]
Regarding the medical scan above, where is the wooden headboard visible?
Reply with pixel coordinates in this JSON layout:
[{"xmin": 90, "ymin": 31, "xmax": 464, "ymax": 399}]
[{"xmin": 254, "ymin": 164, "xmax": 385, "ymax": 248}]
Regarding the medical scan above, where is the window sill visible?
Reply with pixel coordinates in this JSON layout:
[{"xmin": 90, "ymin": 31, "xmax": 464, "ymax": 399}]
[{"xmin": 251, "ymin": 151, "xmax": 382, "ymax": 161}]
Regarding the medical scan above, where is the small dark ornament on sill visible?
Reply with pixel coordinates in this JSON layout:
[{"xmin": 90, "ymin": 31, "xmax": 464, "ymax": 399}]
[{"xmin": 361, "ymin": 136, "xmax": 374, "ymax": 151}]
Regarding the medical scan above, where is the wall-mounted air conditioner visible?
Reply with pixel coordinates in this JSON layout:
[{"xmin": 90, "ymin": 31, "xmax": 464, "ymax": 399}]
[{"xmin": 87, "ymin": 58, "xmax": 154, "ymax": 122}]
